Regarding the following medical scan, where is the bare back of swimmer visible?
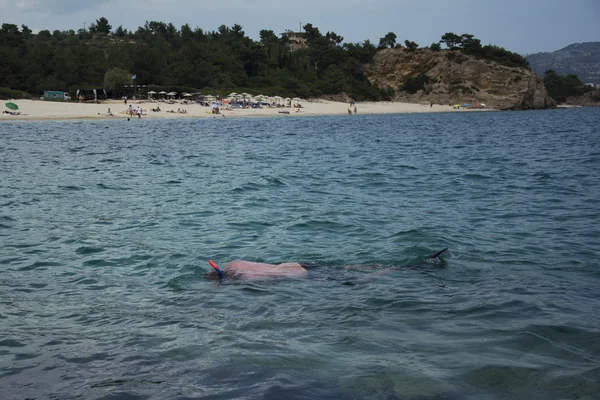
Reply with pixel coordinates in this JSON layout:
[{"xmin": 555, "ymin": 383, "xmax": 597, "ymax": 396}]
[
  {"xmin": 205, "ymin": 260, "xmax": 308, "ymax": 280},
  {"xmin": 204, "ymin": 249, "xmax": 448, "ymax": 282}
]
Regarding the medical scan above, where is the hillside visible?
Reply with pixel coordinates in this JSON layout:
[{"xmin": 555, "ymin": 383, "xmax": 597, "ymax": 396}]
[
  {"xmin": 366, "ymin": 48, "xmax": 555, "ymax": 110},
  {"xmin": 565, "ymin": 89, "xmax": 600, "ymax": 107},
  {"xmin": 526, "ymin": 42, "xmax": 600, "ymax": 84},
  {"xmin": 0, "ymin": 21, "xmax": 558, "ymax": 108}
]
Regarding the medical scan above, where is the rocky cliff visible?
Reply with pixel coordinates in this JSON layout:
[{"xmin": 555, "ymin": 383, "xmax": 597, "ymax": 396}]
[
  {"xmin": 565, "ymin": 89, "xmax": 600, "ymax": 107},
  {"xmin": 366, "ymin": 48, "xmax": 555, "ymax": 110}
]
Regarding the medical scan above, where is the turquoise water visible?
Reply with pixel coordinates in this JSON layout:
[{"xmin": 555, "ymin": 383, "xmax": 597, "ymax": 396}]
[{"xmin": 1, "ymin": 109, "xmax": 599, "ymax": 399}]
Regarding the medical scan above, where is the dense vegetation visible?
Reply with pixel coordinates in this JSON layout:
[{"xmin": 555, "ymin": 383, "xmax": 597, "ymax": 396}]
[
  {"xmin": 542, "ymin": 70, "xmax": 595, "ymax": 103},
  {"xmin": 0, "ymin": 20, "xmax": 393, "ymax": 101},
  {"xmin": 438, "ymin": 33, "xmax": 529, "ymax": 68},
  {"xmin": 0, "ymin": 20, "xmax": 529, "ymax": 100}
]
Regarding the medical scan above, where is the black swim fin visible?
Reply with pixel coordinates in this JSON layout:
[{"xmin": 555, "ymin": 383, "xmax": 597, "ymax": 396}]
[{"xmin": 425, "ymin": 248, "xmax": 448, "ymax": 260}]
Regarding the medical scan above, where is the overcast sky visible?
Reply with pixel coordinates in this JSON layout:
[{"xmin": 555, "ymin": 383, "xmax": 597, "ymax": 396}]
[{"xmin": 1, "ymin": 0, "xmax": 598, "ymax": 54}]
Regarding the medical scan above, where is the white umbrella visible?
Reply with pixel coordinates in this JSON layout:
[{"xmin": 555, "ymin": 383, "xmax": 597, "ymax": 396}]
[
  {"xmin": 228, "ymin": 92, "xmax": 238, "ymax": 97},
  {"xmin": 167, "ymin": 92, "xmax": 177, "ymax": 96},
  {"xmin": 148, "ymin": 91, "xmax": 157, "ymax": 95},
  {"xmin": 158, "ymin": 91, "xmax": 167, "ymax": 95},
  {"xmin": 183, "ymin": 93, "xmax": 192, "ymax": 97}
]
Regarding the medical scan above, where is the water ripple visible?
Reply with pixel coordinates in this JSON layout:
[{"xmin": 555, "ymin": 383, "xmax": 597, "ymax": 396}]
[{"xmin": 1, "ymin": 110, "xmax": 600, "ymax": 399}]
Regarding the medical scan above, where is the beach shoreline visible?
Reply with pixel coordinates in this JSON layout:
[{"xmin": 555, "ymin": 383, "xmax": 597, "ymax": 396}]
[{"xmin": 1, "ymin": 99, "xmax": 495, "ymax": 122}]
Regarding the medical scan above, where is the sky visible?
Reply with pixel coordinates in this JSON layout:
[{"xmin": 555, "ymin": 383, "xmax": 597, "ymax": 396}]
[{"xmin": 1, "ymin": 0, "xmax": 599, "ymax": 54}]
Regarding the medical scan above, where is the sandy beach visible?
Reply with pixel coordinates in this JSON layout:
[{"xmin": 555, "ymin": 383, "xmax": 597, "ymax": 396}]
[{"xmin": 1, "ymin": 99, "xmax": 490, "ymax": 121}]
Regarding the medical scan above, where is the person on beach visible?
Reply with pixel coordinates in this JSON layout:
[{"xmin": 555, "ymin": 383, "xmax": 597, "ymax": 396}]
[{"xmin": 136, "ymin": 106, "xmax": 142, "ymax": 119}]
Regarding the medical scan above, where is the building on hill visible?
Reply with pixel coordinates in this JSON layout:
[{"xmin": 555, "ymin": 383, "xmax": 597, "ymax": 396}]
[{"xmin": 281, "ymin": 30, "xmax": 307, "ymax": 51}]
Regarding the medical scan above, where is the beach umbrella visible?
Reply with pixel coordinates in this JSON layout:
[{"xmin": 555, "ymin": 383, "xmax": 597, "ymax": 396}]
[
  {"xmin": 5, "ymin": 102, "xmax": 18, "ymax": 110},
  {"xmin": 148, "ymin": 91, "xmax": 157, "ymax": 95},
  {"xmin": 183, "ymin": 93, "xmax": 192, "ymax": 97},
  {"xmin": 158, "ymin": 91, "xmax": 167, "ymax": 94}
]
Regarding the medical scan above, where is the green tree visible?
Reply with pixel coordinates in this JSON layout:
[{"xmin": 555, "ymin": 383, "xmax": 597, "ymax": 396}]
[
  {"xmin": 37, "ymin": 30, "xmax": 52, "ymax": 40},
  {"xmin": 1, "ymin": 23, "xmax": 21, "ymax": 36},
  {"xmin": 302, "ymin": 23, "xmax": 322, "ymax": 42},
  {"xmin": 114, "ymin": 25, "xmax": 126, "ymax": 37},
  {"xmin": 181, "ymin": 24, "xmax": 194, "ymax": 42},
  {"xmin": 404, "ymin": 40, "xmax": 419, "ymax": 52},
  {"xmin": 430, "ymin": 42, "xmax": 441, "ymax": 51},
  {"xmin": 344, "ymin": 40, "xmax": 377, "ymax": 63},
  {"xmin": 325, "ymin": 31, "xmax": 344, "ymax": 46},
  {"xmin": 104, "ymin": 67, "xmax": 131, "ymax": 94},
  {"xmin": 543, "ymin": 70, "xmax": 592, "ymax": 102},
  {"xmin": 378, "ymin": 32, "xmax": 397, "ymax": 49},
  {"xmin": 259, "ymin": 29, "xmax": 277, "ymax": 44},
  {"xmin": 402, "ymin": 73, "xmax": 430, "ymax": 94},
  {"xmin": 460, "ymin": 34, "xmax": 482, "ymax": 53},
  {"xmin": 94, "ymin": 17, "xmax": 112, "ymax": 35},
  {"xmin": 232, "ymin": 24, "xmax": 245, "ymax": 39},
  {"xmin": 21, "ymin": 24, "xmax": 32, "ymax": 38},
  {"xmin": 440, "ymin": 32, "xmax": 462, "ymax": 49},
  {"xmin": 52, "ymin": 30, "xmax": 65, "ymax": 40}
]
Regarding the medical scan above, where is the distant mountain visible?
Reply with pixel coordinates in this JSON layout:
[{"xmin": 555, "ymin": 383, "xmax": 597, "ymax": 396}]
[{"xmin": 526, "ymin": 42, "xmax": 600, "ymax": 84}]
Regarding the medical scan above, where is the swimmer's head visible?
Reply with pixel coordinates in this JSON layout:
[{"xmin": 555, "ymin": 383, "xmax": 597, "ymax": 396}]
[{"xmin": 204, "ymin": 270, "xmax": 222, "ymax": 280}]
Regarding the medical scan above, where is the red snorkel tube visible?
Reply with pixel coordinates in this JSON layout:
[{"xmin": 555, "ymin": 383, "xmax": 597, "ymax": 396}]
[{"xmin": 208, "ymin": 260, "xmax": 225, "ymax": 280}]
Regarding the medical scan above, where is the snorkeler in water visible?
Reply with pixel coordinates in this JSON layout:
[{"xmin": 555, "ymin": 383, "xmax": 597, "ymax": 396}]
[{"xmin": 205, "ymin": 248, "xmax": 448, "ymax": 285}]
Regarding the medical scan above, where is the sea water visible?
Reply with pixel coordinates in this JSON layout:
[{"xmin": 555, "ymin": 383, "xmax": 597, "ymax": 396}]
[{"xmin": 0, "ymin": 109, "xmax": 599, "ymax": 400}]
